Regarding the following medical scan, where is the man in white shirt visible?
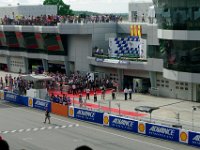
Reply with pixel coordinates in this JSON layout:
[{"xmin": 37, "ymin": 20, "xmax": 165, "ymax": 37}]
[
  {"xmin": 86, "ymin": 88, "xmax": 90, "ymax": 100},
  {"xmin": 124, "ymin": 87, "xmax": 128, "ymax": 100},
  {"xmin": 128, "ymin": 87, "xmax": 132, "ymax": 100}
]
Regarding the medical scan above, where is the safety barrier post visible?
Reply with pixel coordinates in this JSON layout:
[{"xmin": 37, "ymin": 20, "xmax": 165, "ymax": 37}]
[{"xmin": 109, "ymin": 100, "xmax": 111, "ymax": 114}]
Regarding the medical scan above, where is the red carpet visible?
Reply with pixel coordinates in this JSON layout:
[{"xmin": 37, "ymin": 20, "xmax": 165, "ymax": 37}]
[{"xmin": 48, "ymin": 89, "xmax": 146, "ymax": 117}]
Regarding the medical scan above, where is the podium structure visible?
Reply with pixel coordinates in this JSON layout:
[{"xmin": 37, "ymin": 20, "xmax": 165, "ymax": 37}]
[{"xmin": 21, "ymin": 74, "xmax": 52, "ymax": 99}]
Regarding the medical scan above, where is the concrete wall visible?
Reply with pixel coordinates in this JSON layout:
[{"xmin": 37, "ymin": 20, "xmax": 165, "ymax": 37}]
[
  {"xmin": 156, "ymin": 73, "xmax": 193, "ymax": 101},
  {"xmin": 9, "ymin": 56, "xmax": 25, "ymax": 73},
  {"xmin": 158, "ymin": 29, "xmax": 200, "ymax": 41},
  {"xmin": 124, "ymin": 69, "xmax": 149, "ymax": 78},
  {"xmin": 0, "ymin": 55, "xmax": 7, "ymax": 64},
  {"xmin": 67, "ymin": 35, "xmax": 92, "ymax": 72},
  {"xmin": 128, "ymin": 2, "xmax": 153, "ymax": 22},
  {"xmin": 163, "ymin": 68, "xmax": 200, "ymax": 84}
]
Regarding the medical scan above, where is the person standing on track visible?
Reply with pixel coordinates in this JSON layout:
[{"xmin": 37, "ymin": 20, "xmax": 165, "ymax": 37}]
[{"xmin": 44, "ymin": 108, "xmax": 51, "ymax": 124}]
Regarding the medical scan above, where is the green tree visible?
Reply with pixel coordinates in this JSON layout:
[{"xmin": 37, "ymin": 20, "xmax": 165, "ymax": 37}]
[{"xmin": 43, "ymin": 0, "xmax": 73, "ymax": 15}]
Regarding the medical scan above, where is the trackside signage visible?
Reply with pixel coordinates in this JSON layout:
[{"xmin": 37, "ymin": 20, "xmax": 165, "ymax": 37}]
[
  {"xmin": 4, "ymin": 91, "xmax": 28, "ymax": 106},
  {"xmin": 33, "ymin": 98, "xmax": 51, "ymax": 111},
  {"xmin": 73, "ymin": 108, "xmax": 103, "ymax": 124},
  {"xmin": 146, "ymin": 123, "xmax": 179, "ymax": 142},
  {"xmin": 189, "ymin": 131, "xmax": 200, "ymax": 147},
  {"xmin": 4, "ymin": 92, "xmax": 18, "ymax": 102},
  {"xmin": 109, "ymin": 115, "xmax": 138, "ymax": 133}
]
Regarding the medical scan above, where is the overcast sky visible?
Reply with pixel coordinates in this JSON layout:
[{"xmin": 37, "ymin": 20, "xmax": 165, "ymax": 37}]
[{"xmin": 0, "ymin": 0, "xmax": 152, "ymax": 13}]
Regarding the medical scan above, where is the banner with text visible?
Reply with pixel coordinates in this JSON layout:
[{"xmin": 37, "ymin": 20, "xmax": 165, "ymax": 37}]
[
  {"xmin": 30, "ymin": 98, "xmax": 51, "ymax": 112},
  {"xmin": 105, "ymin": 114, "xmax": 138, "ymax": 133},
  {"xmin": 188, "ymin": 131, "xmax": 200, "ymax": 147},
  {"xmin": 69, "ymin": 107, "xmax": 103, "ymax": 124},
  {"xmin": 146, "ymin": 123, "xmax": 179, "ymax": 142},
  {"xmin": 4, "ymin": 91, "xmax": 28, "ymax": 106}
]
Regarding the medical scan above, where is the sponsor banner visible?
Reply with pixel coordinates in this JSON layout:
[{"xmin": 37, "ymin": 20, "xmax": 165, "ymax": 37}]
[
  {"xmin": 72, "ymin": 107, "xmax": 103, "ymax": 124},
  {"xmin": 4, "ymin": 92, "xmax": 28, "ymax": 106},
  {"xmin": 4, "ymin": 92, "xmax": 19, "ymax": 103},
  {"xmin": 95, "ymin": 58, "xmax": 104, "ymax": 62},
  {"xmin": 28, "ymin": 97, "xmax": 33, "ymax": 107},
  {"xmin": 0, "ymin": 90, "xmax": 4, "ymax": 100},
  {"xmin": 146, "ymin": 123, "xmax": 179, "ymax": 142},
  {"xmin": 21, "ymin": 96, "xmax": 28, "ymax": 106},
  {"xmin": 68, "ymin": 106, "xmax": 74, "ymax": 117},
  {"xmin": 33, "ymin": 98, "xmax": 51, "ymax": 112},
  {"xmin": 138, "ymin": 121, "xmax": 146, "ymax": 134},
  {"xmin": 103, "ymin": 113, "xmax": 110, "ymax": 126},
  {"xmin": 130, "ymin": 25, "xmax": 142, "ymax": 37},
  {"xmin": 179, "ymin": 130, "xmax": 189, "ymax": 144},
  {"xmin": 118, "ymin": 60, "xmax": 130, "ymax": 65},
  {"xmin": 108, "ymin": 115, "xmax": 138, "ymax": 133},
  {"xmin": 51, "ymin": 102, "xmax": 68, "ymax": 117},
  {"xmin": 188, "ymin": 131, "xmax": 200, "ymax": 147}
]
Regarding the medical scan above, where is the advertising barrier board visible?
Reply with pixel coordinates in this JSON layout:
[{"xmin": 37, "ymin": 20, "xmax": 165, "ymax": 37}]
[
  {"xmin": 189, "ymin": 131, "xmax": 200, "ymax": 147},
  {"xmin": 146, "ymin": 123, "xmax": 179, "ymax": 142},
  {"xmin": 107, "ymin": 115, "xmax": 138, "ymax": 133},
  {"xmin": 69, "ymin": 107, "xmax": 103, "ymax": 124},
  {"xmin": 51, "ymin": 102, "xmax": 68, "ymax": 117},
  {"xmin": 0, "ymin": 90, "xmax": 4, "ymax": 100},
  {"xmin": 32, "ymin": 98, "xmax": 51, "ymax": 112},
  {"xmin": 4, "ymin": 91, "xmax": 28, "ymax": 106}
]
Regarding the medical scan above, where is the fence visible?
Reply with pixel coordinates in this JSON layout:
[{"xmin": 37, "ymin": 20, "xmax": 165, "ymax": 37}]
[{"xmin": 2, "ymin": 90, "xmax": 200, "ymax": 148}]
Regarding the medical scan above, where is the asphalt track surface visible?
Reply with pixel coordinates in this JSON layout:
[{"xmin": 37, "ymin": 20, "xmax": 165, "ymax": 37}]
[{"xmin": 0, "ymin": 101, "xmax": 199, "ymax": 150}]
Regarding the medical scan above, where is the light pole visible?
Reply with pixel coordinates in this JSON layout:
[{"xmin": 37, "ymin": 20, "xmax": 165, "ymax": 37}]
[
  {"xmin": 175, "ymin": 112, "xmax": 180, "ymax": 125},
  {"xmin": 192, "ymin": 106, "xmax": 197, "ymax": 131},
  {"xmin": 108, "ymin": 100, "xmax": 111, "ymax": 114},
  {"xmin": 116, "ymin": 103, "xmax": 121, "ymax": 116}
]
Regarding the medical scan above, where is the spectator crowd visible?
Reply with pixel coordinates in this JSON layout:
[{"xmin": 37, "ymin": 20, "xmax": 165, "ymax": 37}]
[
  {"xmin": 0, "ymin": 14, "xmax": 123, "ymax": 26},
  {"xmin": 0, "ymin": 71, "xmax": 117, "ymax": 105}
]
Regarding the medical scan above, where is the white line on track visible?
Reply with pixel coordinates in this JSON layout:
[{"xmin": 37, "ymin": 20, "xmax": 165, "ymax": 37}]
[
  {"xmin": 26, "ymin": 128, "xmax": 31, "ymax": 132},
  {"xmin": 19, "ymin": 129, "xmax": 24, "ymax": 132},
  {"xmin": 40, "ymin": 127, "xmax": 46, "ymax": 130},
  {"xmin": 11, "ymin": 130, "xmax": 16, "ymax": 133},
  {"xmin": 1, "ymin": 102, "xmax": 175, "ymax": 150},
  {"xmin": 33, "ymin": 128, "xmax": 39, "ymax": 131},
  {"xmin": 68, "ymin": 124, "xmax": 73, "ymax": 128}
]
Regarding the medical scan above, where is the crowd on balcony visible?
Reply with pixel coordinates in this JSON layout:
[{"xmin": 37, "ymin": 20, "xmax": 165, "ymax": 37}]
[{"xmin": 0, "ymin": 14, "xmax": 123, "ymax": 26}]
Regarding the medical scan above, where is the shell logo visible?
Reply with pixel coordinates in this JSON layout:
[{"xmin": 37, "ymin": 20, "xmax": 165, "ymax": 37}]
[
  {"xmin": 69, "ymin": 107, "xmax": 74, "ymax": 117},
  {"xmin": 28, "ymin": 98, "xmax": 33, "ymax": 107},
  {"xmin": 0, "ymin": 92, "xmax": 4, "ymax": 100},
  {"xmin": 138, "ymin": 122, "xmax": 145, "ymax": 134},
  {"xmin": 180, "ymin": 131, "xmax": 188, "ymax": 143},
  {"xmin": 103, "ymin": 115, "xmax": 109, "ymax": 126}
]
